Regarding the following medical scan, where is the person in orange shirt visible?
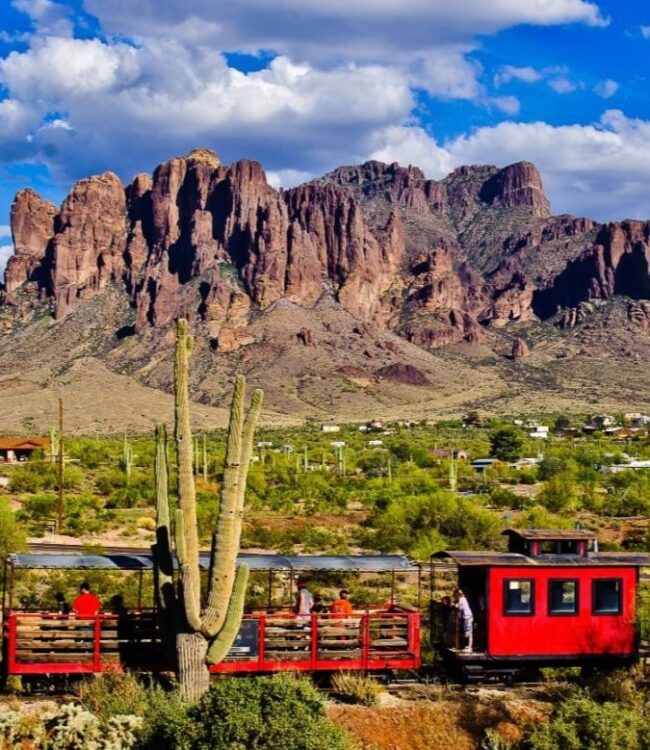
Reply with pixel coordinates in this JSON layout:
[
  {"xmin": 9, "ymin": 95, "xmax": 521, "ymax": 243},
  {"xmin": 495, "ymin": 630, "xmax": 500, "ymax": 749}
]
[
  {"xmin": 72, "ymin": 582, "xmax": 101, "ymax": 616},
  {"xmin": 330, "ymin": 589, "xmax": 353, "ymax": 618}
]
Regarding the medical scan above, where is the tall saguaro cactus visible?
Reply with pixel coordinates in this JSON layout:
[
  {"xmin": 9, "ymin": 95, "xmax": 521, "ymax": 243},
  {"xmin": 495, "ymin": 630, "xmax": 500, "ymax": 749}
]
[{"xmin": 153, "ymin": 319, "xmax": 263, "ymax": 701}]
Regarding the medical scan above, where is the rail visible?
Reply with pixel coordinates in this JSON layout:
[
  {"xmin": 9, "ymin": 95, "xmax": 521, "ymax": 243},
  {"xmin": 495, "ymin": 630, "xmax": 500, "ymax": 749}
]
[{"xmin": 4, "ymin": 610, "xmax": 420, "ymax": 675}]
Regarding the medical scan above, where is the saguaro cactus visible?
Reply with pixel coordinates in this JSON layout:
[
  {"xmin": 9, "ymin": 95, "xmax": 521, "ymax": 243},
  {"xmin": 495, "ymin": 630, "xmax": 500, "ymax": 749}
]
[
  {"xmin": 122, "ymin": 433, "xmax": 134, "ymax": 483},
  {"xmin": 153, "ymin": 319, "xmax": 263, "ymax": 701}
]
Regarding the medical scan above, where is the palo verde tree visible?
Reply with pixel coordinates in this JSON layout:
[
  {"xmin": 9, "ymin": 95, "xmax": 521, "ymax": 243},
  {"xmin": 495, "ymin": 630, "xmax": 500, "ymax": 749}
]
[{"xmin": 153, "ymin": 319, "xmax": 263, "ymax": 701}]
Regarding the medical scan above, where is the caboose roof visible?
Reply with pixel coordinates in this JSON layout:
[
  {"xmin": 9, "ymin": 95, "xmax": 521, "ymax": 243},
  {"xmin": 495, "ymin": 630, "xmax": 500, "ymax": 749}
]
[
  {"xmin": 433, "ymin": 550, "xmax": 650, "ymax": 567},
  {"xmin": 502, "ymin": 528, "xmax": 596, "ymax": 541}
]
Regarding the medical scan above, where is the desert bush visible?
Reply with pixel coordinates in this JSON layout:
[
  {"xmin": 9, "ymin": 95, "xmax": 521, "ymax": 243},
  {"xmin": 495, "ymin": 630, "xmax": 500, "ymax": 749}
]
[
  {"xmin": 330, "ymin": 672, "xmax": 383, "ymax": 706},
  {"xmin": 521, "ymin": 693, "xmax": 650, "ymax": 750},
  {"xmin": 585, "ymin": 667, "xmax": 644, "ymax": 709},
  {"xmin": 136, "ymin": 516, "xmax": 155, "ymax": 531},
  {"xmin": 0, "ymin": 497, "xmax": 27, "ymax": 558},
  {"xmin": 78, "ymin": 672, "xmax": 152, "ymax": 723},
  {"xmin": 140, "ymin": 675, "xmax": 351, "ymax": 750}
]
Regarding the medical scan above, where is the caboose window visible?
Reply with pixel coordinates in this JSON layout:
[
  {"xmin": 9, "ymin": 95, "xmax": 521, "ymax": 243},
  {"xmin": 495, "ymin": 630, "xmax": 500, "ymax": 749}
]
[
  {"xmin": 593, "ymin": 579, "xmax": 622, "ymax": 615},
  {"xmin": 504, "ymin": 579, "xmax": 534, "ymax": 615},
  {"xmin": 549, "ymin": 579, "xmax": 579, "ymax": 614}
]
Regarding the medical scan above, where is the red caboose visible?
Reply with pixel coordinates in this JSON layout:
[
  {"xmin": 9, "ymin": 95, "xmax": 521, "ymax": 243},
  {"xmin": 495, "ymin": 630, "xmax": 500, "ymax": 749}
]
[{"xmin": 433, "ymin": 529, "xmax": 650, "ymax": 681}]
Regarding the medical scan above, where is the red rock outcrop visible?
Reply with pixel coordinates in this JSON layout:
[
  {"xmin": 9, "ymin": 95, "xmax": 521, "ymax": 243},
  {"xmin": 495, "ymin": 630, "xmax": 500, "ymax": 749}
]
[
  {"xmin": 4, "ymin": 149, "xmax": 649, "ymax": 360},
  {"xmin": 4, "ymin": 189, "xmax": 56, "ymax": 297},
  {"xmin": 511, "ymin": 337, "xmax": 531, "ymax": 360},
  {"xmin": 51, "ymin": 172, "xmax": 127, "ymax": 318}
]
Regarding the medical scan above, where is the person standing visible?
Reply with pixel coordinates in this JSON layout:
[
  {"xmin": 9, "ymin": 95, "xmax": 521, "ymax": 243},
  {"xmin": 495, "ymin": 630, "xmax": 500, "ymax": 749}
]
[
  {"xmin": 72, "ymin": 582, "xmax": 101, "ymax": 616},
  {"xmin": 454, "ymin": 588, "xmax": 473, "ymax": 652},
  {"xmin": 294, "ymin": 579, "xmax": 314, "ymax": 617},
  {"xmin": 54, "ymin": 592, "xmax": 70, "ymax": 615}
]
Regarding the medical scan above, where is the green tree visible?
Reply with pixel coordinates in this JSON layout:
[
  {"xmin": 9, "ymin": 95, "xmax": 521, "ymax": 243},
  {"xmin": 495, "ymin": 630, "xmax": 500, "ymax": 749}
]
[
  {"xmin": 0, "ymin": 498, "xmax": 27, "ymax": 558},
  {"xmin": 489, "ymin": 427, "xmax": 524, "ymax": 462}
]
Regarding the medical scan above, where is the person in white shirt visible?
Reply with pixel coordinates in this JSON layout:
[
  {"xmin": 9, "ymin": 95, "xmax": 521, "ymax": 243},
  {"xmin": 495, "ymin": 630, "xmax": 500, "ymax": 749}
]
[
  {"xmin": 295, "ymin": 579, "xmax": 314, "ymax": 619},
  {"xmin": 454, "ymin": 588, "xmax": 474, "ymax": 652}
]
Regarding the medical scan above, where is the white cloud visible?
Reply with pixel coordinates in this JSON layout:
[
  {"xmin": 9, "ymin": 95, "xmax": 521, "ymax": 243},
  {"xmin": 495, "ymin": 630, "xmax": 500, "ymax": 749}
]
[
  {"xmin": 641, "ymin": 25, "xmax": 650, "ymax": 39},
  {"xmin": 0, "ymin": 244, "xmax": 14, "ymax": 281},
  {"xmin": 368, "ymin": 111, "xmax": 650, "ymax": 222},
  {"xmin": 548, "ymin": 76, "xmax": 577, "ymax": 94},
  {"xmin": 0, "ymin": 225, "xmax": 11, "ymax": 239},
  {"xmin": 494, "ymin": 65, "xmax": 543, "ymax": 86},
  {"xmin": 594, "ymin": 79, "xmax": 619, "ymax": 98},
  {"xmin": 490, "ymin": 95, "xmax": 520, "ymax": 115}
]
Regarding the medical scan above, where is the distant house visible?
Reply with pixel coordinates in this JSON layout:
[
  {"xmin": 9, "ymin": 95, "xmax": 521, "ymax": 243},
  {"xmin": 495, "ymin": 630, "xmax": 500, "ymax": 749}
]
[
  {"xmin": 367, "ymin": 439, "xmax": 384, "ymax": 447},
  {"xmin": 624, "ymin": 413, "xmax": 650, "ymax": 426},
  {"xmin": 321, "ymin": 424, "xmax": 340, "ymax": 433},
  {"xmin": 529, "ymin": 425, "xmax": 549, "ymax": 439},
  {"xmin": 0, "ymin": 437, "xmax": 50, "ymax": 463},
  {"xmin": 430, "ymin": 448, "xmax": 469, "ymax": 461},
  {"xmin": 510, "ymin": 456, "xmax": 542, "ymax": 470},
  {"xmin": 601, "ymin": 460, "xmax": 650, "ymax": 474},
  {"xmin": 471, "ymin": 458, "xmax": 500, "ymax": 474}
]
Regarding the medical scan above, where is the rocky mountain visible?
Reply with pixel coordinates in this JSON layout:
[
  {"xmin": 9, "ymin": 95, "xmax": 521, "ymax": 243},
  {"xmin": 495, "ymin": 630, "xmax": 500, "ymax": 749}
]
[{"xmin": 1, "ymin": 148, "xmax": 649, "ymax": 432}]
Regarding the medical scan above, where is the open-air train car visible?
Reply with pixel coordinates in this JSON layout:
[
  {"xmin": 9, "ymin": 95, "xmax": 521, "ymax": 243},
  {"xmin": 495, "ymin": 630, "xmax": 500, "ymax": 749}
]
[
  {"xmin": 432, "ymin": 529, "xmax": 650, "ymax": 681},
  {"xmin": 2, "ymin": 553, "xmax": 421, "ymax": 679}
]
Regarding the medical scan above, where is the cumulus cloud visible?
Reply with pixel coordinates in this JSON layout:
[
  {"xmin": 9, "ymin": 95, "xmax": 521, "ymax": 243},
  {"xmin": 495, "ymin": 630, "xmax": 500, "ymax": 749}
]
[
  {"xmin": 494, "ymin": 65, "xmax": 543, "ymax": 86},
  {"xmin": 368, "ymin": 111, "xmax": 650, "ymax": 221},
  {"xmin": 548, "ymin": 76, "xmax": 578, "ymax": 94},
  {"xmin": 641, "ymin": 25, "xmax": 650, "ymax": 39},
  {"xmin": 594, "ymin": 79, "xmax": 619, "ymax": 98},
  {"xmin": 0, "ymin": 245, "xmax": 13, "ymax": 281}
]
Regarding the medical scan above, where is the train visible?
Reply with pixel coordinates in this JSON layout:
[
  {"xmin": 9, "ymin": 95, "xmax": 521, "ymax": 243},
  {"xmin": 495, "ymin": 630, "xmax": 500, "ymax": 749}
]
[{"xmin": 2, "ymin": 529, "xmax": 649, "ymax": 684}]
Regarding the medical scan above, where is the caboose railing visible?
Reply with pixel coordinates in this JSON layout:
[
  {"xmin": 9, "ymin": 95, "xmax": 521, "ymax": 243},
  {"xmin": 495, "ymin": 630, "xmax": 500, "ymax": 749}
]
[{"xmin": 4, "ymin": 610, "xmax": 420, "ymax": 675}]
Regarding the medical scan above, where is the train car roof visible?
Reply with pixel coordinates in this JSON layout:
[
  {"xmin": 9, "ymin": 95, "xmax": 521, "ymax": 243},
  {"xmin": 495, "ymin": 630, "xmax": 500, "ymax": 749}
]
[
  {"xmin": 433, "ymin": 551, "xmax": 650, "ymax": 567},
  {"xmin": 502, "ymin": 528, "xmax": 597, "ymax": 540},
  {"xmin": 7, "ymin": 553, "xmax": 414, "ymax": 573}
]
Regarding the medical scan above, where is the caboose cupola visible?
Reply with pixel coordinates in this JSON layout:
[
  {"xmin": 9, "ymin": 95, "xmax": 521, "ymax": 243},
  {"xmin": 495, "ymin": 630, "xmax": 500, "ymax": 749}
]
[{"xmin": 502, "ymin": 528, "xmax": 597, "ymax": 558}]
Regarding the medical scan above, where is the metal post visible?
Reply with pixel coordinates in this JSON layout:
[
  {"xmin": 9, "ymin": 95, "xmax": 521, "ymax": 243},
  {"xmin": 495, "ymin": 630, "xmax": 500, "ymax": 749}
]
[
  {"xmin": 137, "ymin": 569, "xmax": 143, "ymax": 611},
  {"xmin": 57, "ymin": 395, "xmax": 64, "ymax": 532},
  {"xmin": 9, "ymin": 561, "xmax": 14, "ymax": 611},
  {"xmin": 2, "ymin": 558, "xmax": 7, "ymax": 614},
  {"xmin": 390, "ymin": 569, "xmax": 395, "ymax": 606},
  {"xmin": 267, "ymin": 570, "xmax": 273, "ymax": 611},
  {"xmin": 417, "ymin": 564, "xmax": 422, "ymax": 610}
]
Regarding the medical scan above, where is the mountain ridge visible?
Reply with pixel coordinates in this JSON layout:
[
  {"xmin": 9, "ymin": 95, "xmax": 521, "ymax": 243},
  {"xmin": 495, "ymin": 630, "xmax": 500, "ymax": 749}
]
[{"xmin": 1, "ymin": 148, "xmax": 649, "ymax": 433}]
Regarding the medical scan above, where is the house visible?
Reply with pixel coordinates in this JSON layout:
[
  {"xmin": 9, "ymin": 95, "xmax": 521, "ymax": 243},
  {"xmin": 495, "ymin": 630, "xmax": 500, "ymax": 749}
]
[
  {"xmin": 510, "ymin": 456, "xmax": 542, "ymax": 470},
  {"xmin": 321, "ymin": 424, "xmax": 340, "ymax": 433},
  {"xmin": 471, "ymin": 458, "xmax": 500, "ymax": 474},
  {"xmin": 367, "ymin": 439, "xmax": 384, "ymax": 447},
  {"xmin": 601, "ymin": 459, "xmax": 650, "ymax": 474},
  {"xmin": 430, "ymin": 448, "xmax": 469, "ymax": 461},
  {"xmin": 529, "ymin": 425, "xmax": 549, "ymax": 439},
  {"xmin": 0, "ymin": 437, "xmax": 50, "ymax": 463},
  {"xmin": 624, "ymin": 413, "xmax": 650, "ymax": 426}
]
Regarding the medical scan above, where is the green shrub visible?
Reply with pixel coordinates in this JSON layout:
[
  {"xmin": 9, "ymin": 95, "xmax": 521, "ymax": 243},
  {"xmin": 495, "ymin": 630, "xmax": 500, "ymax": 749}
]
[
  {"xmin": 522, "ymin": 693, "xmax": 650, "ymax": 750},
  {"xmin": 141, "ymin": 675, "xmax": 351, "ymax": 750},
  {"xmin": 78, "ymin": 672, "xmax": 152, "ymax": 722},
  {"xmin": 330, "ymin": 672, "xmax": 383, "ymax": 706}
]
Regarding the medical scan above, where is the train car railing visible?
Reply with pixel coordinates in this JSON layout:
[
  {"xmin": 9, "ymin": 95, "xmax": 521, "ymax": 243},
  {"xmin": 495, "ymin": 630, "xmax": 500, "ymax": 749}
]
[
  {"xmin": 4, "ymin": 612, "xmax": 161, "ymax": 674},
  {"xmin": 4, "ymin": 610, "xmax": 420, "ymax": 675},
  {"xmin": 211, "ymin": 610, "xmax": 421, "ymax": 673}
]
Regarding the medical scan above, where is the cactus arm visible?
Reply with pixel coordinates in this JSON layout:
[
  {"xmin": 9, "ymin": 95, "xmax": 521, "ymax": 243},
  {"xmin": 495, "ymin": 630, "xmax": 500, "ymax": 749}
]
[
  {"xmin": 206, "ymin": 564, "xmax": 249, "ymax": 664},
  {"xmin": 153, "ymin": 424, "xmax": 175, "ymax": 612},
  {"xmin": 174, "ymin": 319, "xmax": 202, "ymax": 632},
  {"xmin": 236, "ymin": 389, "xmax": 264, "ymax": 509},
  {"xmin": 201, "ymin": 376, "xmax": 245, "ymax": 635},
  {"xmin": 175, "ymin": 510, "xmax": 202, "ymax": 631}
]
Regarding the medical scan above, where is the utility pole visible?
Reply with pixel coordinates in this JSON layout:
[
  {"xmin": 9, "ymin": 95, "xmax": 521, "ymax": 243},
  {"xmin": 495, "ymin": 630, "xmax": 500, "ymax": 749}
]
[{"xmin": 57, "ymin": 395, "xmax": 64, "ymax": 532}]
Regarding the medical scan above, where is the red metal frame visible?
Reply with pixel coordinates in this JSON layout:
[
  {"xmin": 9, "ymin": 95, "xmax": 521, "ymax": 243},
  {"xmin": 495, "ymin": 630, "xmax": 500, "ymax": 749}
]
[{"xmin": 4, "ymin": 610, "xmax": 420, "ymax": 676}]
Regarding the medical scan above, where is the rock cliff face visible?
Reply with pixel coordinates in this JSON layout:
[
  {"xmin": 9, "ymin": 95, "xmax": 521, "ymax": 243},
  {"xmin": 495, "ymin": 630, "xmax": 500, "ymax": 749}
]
[{"xmin": 3, "ymin": 150, "xmax": 649, "ymax": 357}]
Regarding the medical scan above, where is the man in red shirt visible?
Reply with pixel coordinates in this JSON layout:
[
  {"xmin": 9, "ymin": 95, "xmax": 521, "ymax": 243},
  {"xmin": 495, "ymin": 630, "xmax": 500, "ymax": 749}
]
[
  {"xmin": 330, "ymin": 589, "xmax": 353, "ymax": 618},
  {"xmin": 72, "ymin": 582, "xmax": 101, "ymax": 616}
]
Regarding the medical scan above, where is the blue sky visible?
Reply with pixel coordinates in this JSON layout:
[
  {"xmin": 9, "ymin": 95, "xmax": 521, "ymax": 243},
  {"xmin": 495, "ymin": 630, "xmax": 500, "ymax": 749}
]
[{"xmin": 1, "ymin": 0, "xmax": 650, "ymax": 275}]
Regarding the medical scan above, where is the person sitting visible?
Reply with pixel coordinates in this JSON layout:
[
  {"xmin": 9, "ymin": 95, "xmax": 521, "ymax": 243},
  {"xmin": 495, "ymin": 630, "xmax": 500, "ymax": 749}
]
[
  {"xmin": 54, "ymin": 591, "xmax": 70, "ymax": 615},
  {"xmin": 330, "ymin": 589, "xmax": 353, "ymax": 618},
  {"xmin": 311, "ymin": 594, "xmax": 328, "ymax": 614},
  {"xmin": 72, "ymin": 582, "xmax": 101, "ymax": 617}
]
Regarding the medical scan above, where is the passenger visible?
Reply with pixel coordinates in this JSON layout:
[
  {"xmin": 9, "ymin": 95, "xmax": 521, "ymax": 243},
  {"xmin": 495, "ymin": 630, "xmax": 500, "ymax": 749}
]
[
  {"xmin": 330, "ymin": 589, "xmax": 353, "ymax": 618},
  {"xmin": 54, "ymin": 592, "xmax": 70, "ymax": 615},
  {"xmin": 454, "ymin": 588, "xmax": 473, "ymax": 652},
  {"xmin": 311, "ymin": 594, "xmax": 328, "ymax": 614},
  {"xmin": 294, "ymin": 579, "xmax": 314, "ymax": 617},
  {"xmin": 72, "ymin": 582, "xmax": 101, "ymax": 617}
]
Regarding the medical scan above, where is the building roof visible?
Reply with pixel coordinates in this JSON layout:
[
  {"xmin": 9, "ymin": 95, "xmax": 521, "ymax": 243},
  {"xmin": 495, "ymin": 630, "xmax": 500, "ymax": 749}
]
[
  {"xmin": 8, "ymin": 553, "xmax": 414, "ymax": 573},
  {"xmin": 0, "ymin": 437, "xmax": 50, "ymax": 451},
  {"xmin": 502, "ymin": 528, "xmax": 596, "ymax": 541},
  {"xmin": 433, "ymin": 550, "xmax": 650, "ymax": 567}
]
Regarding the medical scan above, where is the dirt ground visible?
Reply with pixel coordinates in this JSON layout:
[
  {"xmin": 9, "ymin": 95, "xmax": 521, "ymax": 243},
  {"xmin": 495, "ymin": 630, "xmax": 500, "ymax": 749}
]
[{"xmin": 329, "ymin": 691, "xmax": 550, "ymax": 750}]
